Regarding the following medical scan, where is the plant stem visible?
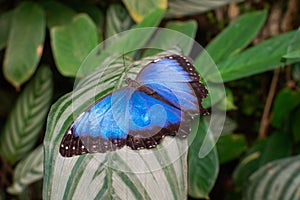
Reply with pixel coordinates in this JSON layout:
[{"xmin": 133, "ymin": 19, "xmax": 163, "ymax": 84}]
[{"xmin": 258, "ymin": 68, "xmax": 280, "ymax": 138}]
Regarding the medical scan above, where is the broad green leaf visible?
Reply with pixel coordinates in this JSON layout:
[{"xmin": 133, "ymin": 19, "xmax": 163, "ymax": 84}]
[
  {"xmin": 216, "ymin": 134, "xmax": 247, "ymax": 164},
  {"xmin": 188, "ymin": 117, "xmax": 219, "ymax": 199},
  {"xmin": 3, "ymin": 2, "xmax": 46, "ymax": 89},
  {"xmin": 282, "ymin": 28, "xmax": 300, "ymax": 62},
  {"xmin": 67, "ymin": 2, "xmax": 104, "ymax": 42},
  {"xmin": 122, "ymin": 0, "xmax": 167, "ymax": 22},
  {"xmin": 105, "ymin": 4, "xmax": 134, "ymax": 38},
  {"xmin": 244, "ymin": 155, "xmax": 300, "ymax": 200},
  {"xmin": 233, "ymin": 132, "xmax": 292, "ymax": 186},
  {"xmin": 40, "ymin": 1, "xmax": 76, "ymax": 28},
  {"xmin": 0, "ymin": 66, "xmax": 53, "ymax": 164},
  {"xmin": 142, "ymin": 20, "xmax": 197, "ymax": 57},
  {"xmin": 51, "ymin": 14, "xmax": 98, "ymax": 77},
  {"xmin": 0, "ymin": 10, "xmax": 13, "ymax": 50},
  {"xmin": 78, "ymin": 8, "xmax": 166, "ymax": 76},
  {"xmin": 166, "ymin": 0, "xmax": 242, "ymax": 18},
  {"xmin": 208, "ymin": 30, "xmax": 300, "ymax": 82},
  {"xmin": 44, "ymin": 54, "xmax": 188, "ymax": 199},
  {"xmin": 7, "ymin": 145, "xmax": 43, "ymax": 194},
  {"xmin": 208, "ymin": 10, "xmax": 267, "ymax": 62},
  {"xmin": 271, "ymin": 88, "xmax": 300, "ymax": 128}
]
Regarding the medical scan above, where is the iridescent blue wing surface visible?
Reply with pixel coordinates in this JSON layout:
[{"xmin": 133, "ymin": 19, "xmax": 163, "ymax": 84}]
[
  {"xmin": 59, "ymin": 88, "xmax": 131, "ymax": 157},
  {"xmin": 136, "ymin": 55, "xmax": 208, "ymax": 114},
  {"xmin": 60, "ymin": 88, "xmax": 185, "ymax": 156},
  {"xmin": 60, "ymin": 55, "xmax": 208, "ymax": 157}
]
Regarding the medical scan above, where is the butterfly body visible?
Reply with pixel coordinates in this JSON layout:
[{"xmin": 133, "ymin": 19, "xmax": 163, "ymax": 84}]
[{"xmin": 60, "ymin": 55, "xmax": 208, "ymax": 157}]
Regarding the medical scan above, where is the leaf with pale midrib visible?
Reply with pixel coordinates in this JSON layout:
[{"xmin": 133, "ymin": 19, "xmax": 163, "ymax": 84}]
[{"xmin": 0, "ymin": 66, "xmax": 53, "ymax": 164}]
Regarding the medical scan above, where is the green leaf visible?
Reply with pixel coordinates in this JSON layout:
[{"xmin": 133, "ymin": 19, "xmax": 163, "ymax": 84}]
[
  {"xmin": 142, "ymin": 20, "xmax": 197, "ymax": 57},
  {"xmin": 0, "ymin": 66, "xmax": 53, "ymax": 164},
  {"xmin": 206, "ymin": 10, "xmax": 267, "ymax": 63},
  {"xmin": 44, "ymin": 55, "xmax": 188, "ymax": 199},
  {"xmin": 122, "ymin": 0, "xmax": 167, "ymax": 22},
  {"xmin": 51, "ymin": 14, "xmax": 98, "ymax": 77},
  {"xmin": 40, "ymin": 1, "xmax": 76, "ymax": 28},
  {"xmin": 244, "ymin": 155, "xmax": 300, "ymax": 200},
  {"xmin": 188, "ymin": 118, "xmax": 219, "ymax": 199},
  {"xmin": 271, "ymin": 88, "xmax": 300, "ymax": 128},
  {"xmin": 166, "ymin": 0, "xmax": 238, "ymax": 18},
  {"xmin": 0, "ymin": 10, "xmax": 13, "ymax": 50},
  {"xmin": 233, "ymin": 132, "xmax": 292, "ymax": 186},
  {"xmin": 7, "ymin": 145, "xmax": 43, "ymax": 194},
  {"xmin": 78, "ymin": 8, "xmax": 166, "ymax": 76},
  {"xmin": 105, "ymin": 4, "xmax": 134, "ymax": 38},
  {"xmin": 208, "ymin": 30, "xmax": 300, "ymax": 82},
  {"xmin": 3, "ymin": 2, "xmax": 46, "ymax": 89},
  {"xmin": 282, "ymin": 28, "xmax": 300, "ymax": 62},
  {"xmin": 216, "ymin": 134, "xmax": 247, "ymax": 164}
]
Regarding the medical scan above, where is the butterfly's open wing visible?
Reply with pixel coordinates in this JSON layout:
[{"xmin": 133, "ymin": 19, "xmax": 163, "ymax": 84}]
[
  {"xmin": 60, "ymin": 88, "xmax": 187, "ymax": 157},
  {"xmin": 59, "ymin": 88, "xmax": 131, "ymax": 157},
  {"xmin": 136, "ymin": 55, "xmax": 208, "ymax": 115}
]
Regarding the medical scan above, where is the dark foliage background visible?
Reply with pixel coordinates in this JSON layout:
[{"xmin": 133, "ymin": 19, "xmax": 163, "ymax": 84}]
[{"xmin": 0, "ymin": 0, "xmax": 299, "ymax": 199}]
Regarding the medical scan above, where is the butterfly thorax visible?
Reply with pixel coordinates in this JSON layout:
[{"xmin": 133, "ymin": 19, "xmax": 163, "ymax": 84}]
[
  {"xmin": 125, "ymin": 78, "xmax": 140, "ymax": 88},
  {"xmin": 126, "ymin": 78, "xmax": 155, "ymax": 95}
]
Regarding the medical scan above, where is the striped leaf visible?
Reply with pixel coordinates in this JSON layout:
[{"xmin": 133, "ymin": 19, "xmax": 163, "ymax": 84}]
[
  {"xmin": 44, "ymin": 54, "xmax": 189, "ymax": 199},
  {"xmin": 244, "ymin": 155, "xmax": 300, "ymax": 200},
  {"xmin": 105, "ymin": 4, "xmax": 134, "ymax": 38},
  {"xmin": 7, "ymin": 145, "xmax": 43, "ymax": 194},
  {"xmin": 0, "ymin": 66, "xmax": 53, "ymax": 164},
  {"xmin": 166, "ymin": 0, "xmax": 241, "ymax": 18}
]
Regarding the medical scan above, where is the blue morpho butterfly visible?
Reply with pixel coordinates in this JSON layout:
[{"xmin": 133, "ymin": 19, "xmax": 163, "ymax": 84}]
[{"xmin": 60, "ymin": 55, "xmax": 208, "ymax": 157}]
